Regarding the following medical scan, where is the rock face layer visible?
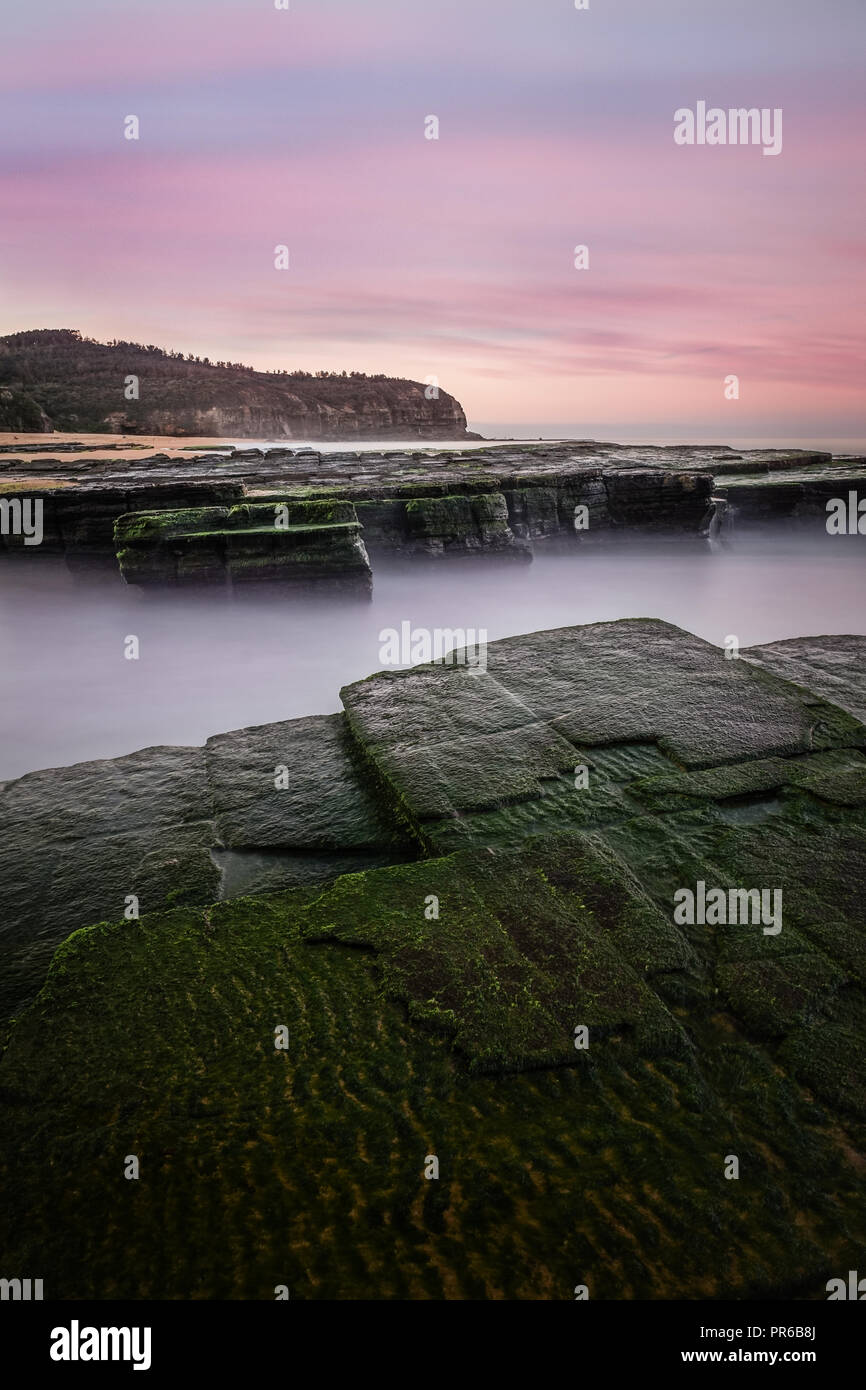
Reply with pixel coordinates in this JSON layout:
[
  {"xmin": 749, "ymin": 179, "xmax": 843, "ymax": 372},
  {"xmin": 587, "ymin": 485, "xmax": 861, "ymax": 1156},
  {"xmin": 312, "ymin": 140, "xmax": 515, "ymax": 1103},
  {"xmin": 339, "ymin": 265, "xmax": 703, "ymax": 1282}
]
[
  {"xmin": 1, "ymin": 620, "xmax": 866, "ymax": 1300},
  {"xmin": 5, "ymin": 439, "xmax": 860, "ymax": 580},
  {"xmin": 1, "ymin": 441, "xmax": 725, "ymax": 577},
  {"xmin": 714, "ymin": 461, "xmax": 866, "ymax": 522},
  {"xmin": 115, "ymin": 499, "xmax": 373, "ymax": 591}
]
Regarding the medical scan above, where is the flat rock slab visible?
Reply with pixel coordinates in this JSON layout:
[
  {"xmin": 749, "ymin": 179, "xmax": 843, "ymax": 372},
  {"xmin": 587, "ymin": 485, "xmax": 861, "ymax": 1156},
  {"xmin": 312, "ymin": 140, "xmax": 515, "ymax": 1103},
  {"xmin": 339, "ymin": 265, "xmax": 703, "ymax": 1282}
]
[
  {"xmin": 485, "ymin": 620, "xmax": 860, "ymax": 764},
  {"xmin": 115, "ymin": 499, "xmax": 373, "ymax": 589},
  {"xmin": 0, "ymin": 746, "xmax": 217, "ymax": 1022},
  {"xmin": 0, "ymin": 439, "xmax": 830, "ymax": 493},
  {"xmin": 0, "ymin": 715, "xmax": 409, "ymax": 1022},
  {"xmin": 2, "ymin": 822, "xmax": 866, "ymax": 1299},
  {"xmin": 205, "ymin": 713, "xmax": 406, "ymax": 852},
  {"xmin": 341, "ymin": 620, "xmax": 866, "ymax": 845},
  {"xmin": 743, "ymin": 634, "xmax": 866, "ymax": 724},
  {"xmin": 0, "ymin": 744, "xmax": 210, "ymax": 842},
  {"xmin": 3, "ymin": 619, "xmax": 866, "ymax": 1299}
]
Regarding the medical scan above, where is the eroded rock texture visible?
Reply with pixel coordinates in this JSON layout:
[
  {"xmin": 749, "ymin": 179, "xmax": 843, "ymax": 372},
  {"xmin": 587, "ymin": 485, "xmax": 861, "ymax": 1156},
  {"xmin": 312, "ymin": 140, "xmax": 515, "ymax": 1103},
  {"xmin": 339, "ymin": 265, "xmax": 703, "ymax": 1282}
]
[{"xmin": 1, "ymin": 620, "xmax": 865, "ymax": 1299}]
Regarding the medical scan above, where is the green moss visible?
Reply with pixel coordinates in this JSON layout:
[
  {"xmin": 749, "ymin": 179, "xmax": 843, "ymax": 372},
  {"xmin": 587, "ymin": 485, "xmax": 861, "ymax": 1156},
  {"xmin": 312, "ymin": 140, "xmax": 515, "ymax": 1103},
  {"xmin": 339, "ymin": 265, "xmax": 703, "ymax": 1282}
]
[
  {"xmin": 2, "ymin": 884, "xmax": 865, "ymax": 1298},
  {"xmin": 115, "ymin": 499, "xmax": 370, "ymax": 587},
  {"xmin": 716, "ymin": 953, "xmax": 847, "ymax": 1036},
  {"xmin": 4, "ymin": 619, "xmax": 866, "ymax": 1299},
  {"xmin": 631, "ymin": 749, "xmax": 866, "ymax": 813}
]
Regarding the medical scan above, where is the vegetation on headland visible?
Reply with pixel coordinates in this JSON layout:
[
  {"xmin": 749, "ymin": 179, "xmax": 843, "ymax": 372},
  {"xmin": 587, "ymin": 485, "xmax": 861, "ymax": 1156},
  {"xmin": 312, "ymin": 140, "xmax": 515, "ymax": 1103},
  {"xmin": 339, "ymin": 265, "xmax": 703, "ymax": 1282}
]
[{"xmin": 0, "ymin": 329, "xmax": 471, "ymax": 439}]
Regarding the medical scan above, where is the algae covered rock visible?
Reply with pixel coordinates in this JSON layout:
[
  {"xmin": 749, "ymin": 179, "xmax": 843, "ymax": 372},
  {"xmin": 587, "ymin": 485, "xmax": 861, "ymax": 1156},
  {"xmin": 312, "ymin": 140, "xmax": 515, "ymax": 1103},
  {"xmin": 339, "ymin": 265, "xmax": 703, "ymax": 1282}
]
[
  {"xmin": 6, "ymin": 439, "xmax": 858, "ymax": 583},
  {"xmin": 115, "ymin": 498, "xmax": 373, "ymax": 591},
  {"xmin": 715, "ymin": 460, "xmax": 866, "ymax": 524},
  {"xmin": 0, "ymin": 745, "xmax": 218, "ymax": 1024},
  {"xmin": 352, "ymin": 491, "xmax": 532, "ymax": 558},
  {"xmin": 340, "ymin": 619, "xmax": 865, "ymax": 856},
  {"xmin": 403, "ymin": 491, "xmax": 530, "ymax": 558},
  {"xmin": 0, "ymin": 713, "xmax": 411, "ymax": 1024},
  {"xmin": 2, "ymin": 819, "xmax": 865, "ymax": 1299},
  {"xmin": 2, "ymin": 619, "xmax": 866, "ymax": 1300}
]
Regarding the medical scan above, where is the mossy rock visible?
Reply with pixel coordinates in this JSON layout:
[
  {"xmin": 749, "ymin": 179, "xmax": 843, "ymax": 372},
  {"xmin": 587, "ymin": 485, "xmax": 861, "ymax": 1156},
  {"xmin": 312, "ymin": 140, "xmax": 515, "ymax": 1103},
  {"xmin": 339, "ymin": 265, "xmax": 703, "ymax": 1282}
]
[
  {"xmin": 3, "ymin": 619, "xmax": 866, "ymax": 1299},
  {"xmin": 2, "ymin": 844, "xmax": 866, "ymax": 1298}
]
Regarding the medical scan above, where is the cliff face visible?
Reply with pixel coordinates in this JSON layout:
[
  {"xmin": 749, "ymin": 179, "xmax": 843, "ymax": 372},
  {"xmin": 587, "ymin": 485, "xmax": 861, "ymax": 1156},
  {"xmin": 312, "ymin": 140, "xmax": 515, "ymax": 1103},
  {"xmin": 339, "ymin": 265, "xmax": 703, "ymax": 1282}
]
[{"xmin": 0, "ymin": 329, "xmax": 473, "ymax": 440}]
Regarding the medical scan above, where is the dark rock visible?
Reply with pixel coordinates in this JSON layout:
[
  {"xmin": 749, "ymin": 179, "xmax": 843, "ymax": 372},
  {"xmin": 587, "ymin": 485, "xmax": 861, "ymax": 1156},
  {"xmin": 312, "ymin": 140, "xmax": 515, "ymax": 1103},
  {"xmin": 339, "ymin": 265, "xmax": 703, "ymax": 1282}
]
[
  {"xmin": 0, "ymin": 746, "xmax": 217, "ymax": 1022},
  {"xmin": 204, "ymin": 713, "xmax": 406, "ymax": 852},
  {"xmin": 743, "ymin": 634, "xmax": 866, "ymax": 722},
  {"xmin": 115, "ymin": 499, "xmax": 373, "ymax": 591},
  {"xmin": 714, "ymin": 461, "xmax": 866, "ymax": 523},
  {"xmin": 0, "ymin": 713, "xmax": 409, "ymax": 1023},
  {"xmin": 2, "ymin": 620, "xmax": 866, "ymax": 1299},
  {"xmin": 340, "ymin": 620, "xmax": 864, "ymax": 854}
]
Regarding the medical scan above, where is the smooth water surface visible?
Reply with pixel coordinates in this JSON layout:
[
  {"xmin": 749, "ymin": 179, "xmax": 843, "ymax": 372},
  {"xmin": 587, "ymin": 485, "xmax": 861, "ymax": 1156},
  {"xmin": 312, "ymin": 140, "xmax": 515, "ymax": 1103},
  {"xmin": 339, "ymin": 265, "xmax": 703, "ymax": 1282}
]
[{"xmin": 1, "ymin": 532, "xmax": 864, "ymax": 781}]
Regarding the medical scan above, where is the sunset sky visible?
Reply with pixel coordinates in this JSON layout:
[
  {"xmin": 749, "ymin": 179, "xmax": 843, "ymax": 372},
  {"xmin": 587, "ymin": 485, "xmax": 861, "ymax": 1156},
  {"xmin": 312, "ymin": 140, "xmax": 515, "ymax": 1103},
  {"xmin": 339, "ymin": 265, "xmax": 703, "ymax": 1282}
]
[{"xmin": 1, "ymin": 0, "xmax": 863, "ymax": 438}]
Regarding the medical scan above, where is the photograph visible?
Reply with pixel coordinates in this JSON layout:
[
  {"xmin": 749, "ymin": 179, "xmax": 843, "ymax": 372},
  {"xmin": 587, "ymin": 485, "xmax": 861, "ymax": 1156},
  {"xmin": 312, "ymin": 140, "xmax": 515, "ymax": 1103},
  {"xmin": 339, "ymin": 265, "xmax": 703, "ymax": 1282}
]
[{"xmin": 0, "ymin": 0, "xmax": 864, "ymax": 1365}]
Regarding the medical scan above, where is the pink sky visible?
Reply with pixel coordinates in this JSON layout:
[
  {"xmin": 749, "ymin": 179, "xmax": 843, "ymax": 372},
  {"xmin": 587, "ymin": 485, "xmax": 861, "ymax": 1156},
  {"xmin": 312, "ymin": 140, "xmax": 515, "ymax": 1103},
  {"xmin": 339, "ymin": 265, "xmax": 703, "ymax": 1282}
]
[{"xmin": 1, "ymin": 0, "xmax": 864, "ymax": 437}]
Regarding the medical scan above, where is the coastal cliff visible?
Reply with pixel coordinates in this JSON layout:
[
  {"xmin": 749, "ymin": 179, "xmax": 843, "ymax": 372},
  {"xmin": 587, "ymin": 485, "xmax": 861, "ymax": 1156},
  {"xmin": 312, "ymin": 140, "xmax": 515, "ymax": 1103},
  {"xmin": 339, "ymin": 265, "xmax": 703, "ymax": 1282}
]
[{"xmin": 0, "ymin": 329, "xmax": 474, "ymax": 440}]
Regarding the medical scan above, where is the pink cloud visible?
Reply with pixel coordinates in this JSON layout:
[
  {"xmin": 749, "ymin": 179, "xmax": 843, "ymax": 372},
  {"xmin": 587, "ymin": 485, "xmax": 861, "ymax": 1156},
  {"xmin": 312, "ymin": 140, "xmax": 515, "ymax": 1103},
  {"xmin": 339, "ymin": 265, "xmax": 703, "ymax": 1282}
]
[
  {"xmin": 1, "ymin": 98, "xmax": 863, "ymax": 431},
  {"xmin": 0, "ymin": 4, "xmax": 402, "ymax": 91}
]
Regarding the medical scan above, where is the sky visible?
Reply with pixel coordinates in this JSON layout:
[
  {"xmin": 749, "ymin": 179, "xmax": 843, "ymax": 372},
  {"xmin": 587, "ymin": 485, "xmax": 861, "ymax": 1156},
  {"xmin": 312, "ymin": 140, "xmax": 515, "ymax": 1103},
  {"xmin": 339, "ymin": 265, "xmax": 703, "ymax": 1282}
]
[{"xmin": 0, "ymin": 0, "xmax": 864, "ymax": 438}]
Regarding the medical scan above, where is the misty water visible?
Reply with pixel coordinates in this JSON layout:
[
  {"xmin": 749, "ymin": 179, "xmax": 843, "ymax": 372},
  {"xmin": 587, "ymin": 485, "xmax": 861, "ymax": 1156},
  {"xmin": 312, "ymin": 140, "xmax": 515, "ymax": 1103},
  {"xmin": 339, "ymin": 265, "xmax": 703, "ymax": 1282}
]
[{"xmin": 1, "ymin": 530, "xmax": 864, "ymax": 783}]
